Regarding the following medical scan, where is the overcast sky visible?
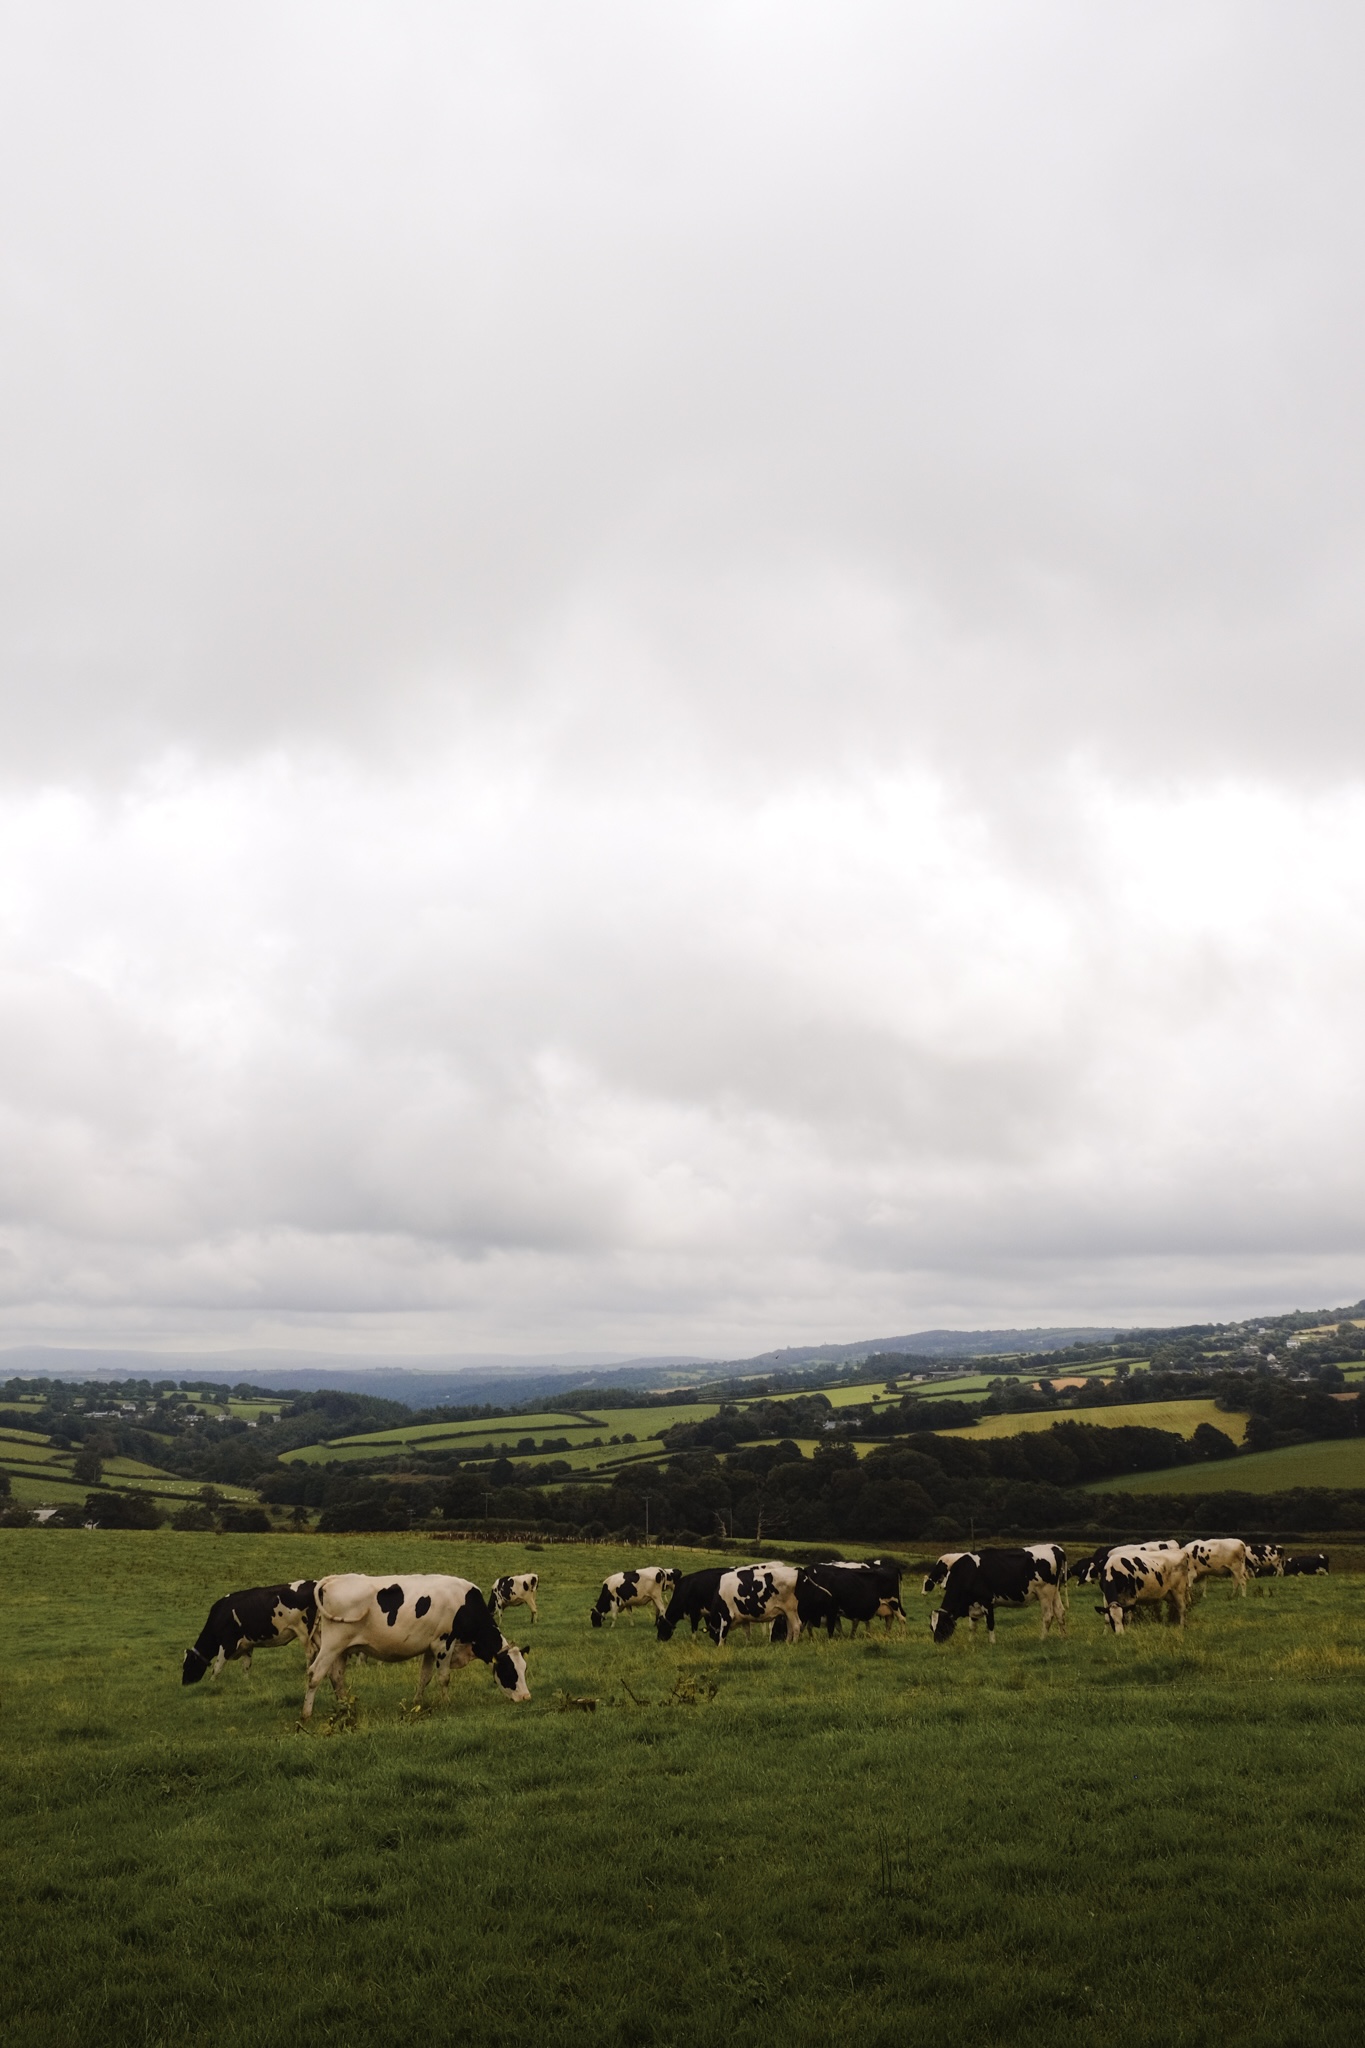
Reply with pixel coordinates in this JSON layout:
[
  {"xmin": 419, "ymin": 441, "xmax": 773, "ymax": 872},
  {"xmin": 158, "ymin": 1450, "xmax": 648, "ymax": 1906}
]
[{"xmin": 3, "ymin": 3, "xmax": 1365, "ymax": 1361}]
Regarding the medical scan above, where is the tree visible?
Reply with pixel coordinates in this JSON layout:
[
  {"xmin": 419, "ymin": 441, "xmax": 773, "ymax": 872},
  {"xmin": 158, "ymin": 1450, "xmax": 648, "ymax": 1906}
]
[
  {"xmin": 72, "ymin": 1446, "xmax": 104, "ymax": 1486},
  {"xmin": 1191, "ymin": 1422, "xmax": 1238, "ymax": 1461}
]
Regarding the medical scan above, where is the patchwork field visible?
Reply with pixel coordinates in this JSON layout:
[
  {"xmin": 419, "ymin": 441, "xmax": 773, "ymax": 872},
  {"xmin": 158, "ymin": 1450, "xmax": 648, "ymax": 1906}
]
[
  {"xmin": 5, "ymin": 1530, "xmax": 1364, "ymax": 2048},
  {"xmin": 940, "ymin": 1397, "xmax": 1248, "ymax": 1442},
  {"xmin": 1091, "ymin": 1435, "xmax": 1365, "ymax": 1494},
  {"xmin": 0, "ymin": 1424, "xmax": 258, "ymax": 1509}
]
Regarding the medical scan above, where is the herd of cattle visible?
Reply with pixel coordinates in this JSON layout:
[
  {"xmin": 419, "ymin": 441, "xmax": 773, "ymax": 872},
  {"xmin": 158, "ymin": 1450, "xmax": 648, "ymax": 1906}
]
[{"xmin": 179, "ymin": 1540, "xmax": 1331, "ymax": 1717}]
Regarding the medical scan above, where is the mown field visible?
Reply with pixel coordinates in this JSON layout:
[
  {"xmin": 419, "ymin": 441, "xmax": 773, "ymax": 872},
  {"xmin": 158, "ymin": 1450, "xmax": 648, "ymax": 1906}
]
[
  {"xmin": 1093, "ymin": 1435, "xmax": 1365, "ymax": 1494},
  {"xmin": 942, "ymin": 1397, "xmax": 1249, "ymax": 1443},
  {"xmin": 4, "ymin": 1531, "xmax": 1364, "ymax": 2048}
]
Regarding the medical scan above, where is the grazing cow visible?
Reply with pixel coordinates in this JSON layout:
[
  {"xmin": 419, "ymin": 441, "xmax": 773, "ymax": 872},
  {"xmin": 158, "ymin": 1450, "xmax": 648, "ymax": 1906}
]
[
  {"xmin": 302, "ymin": 1574, "xmax": 530, "ymax": 1720},
  {"xmin": 1027, "ymin": 1543, "xmax": 1068, "ymax": 1604},
  {"xmin": 930, "ymin": 1549, "xmax": 1067, "ymax": 1643},
  {"xmin": 704, "ymin": 1564, "xmax": 836, "ymax": 1645},
  {"xmin": 1183, "ymin": 1538, "xmax": 1251, "ymax": 1597},
  {"xmin": 1243, "ymin": 1543, "xmax": 1284, "ymax": 1579},
  {"xmin": 656, "ymin": 1567, "xmax": 735, "ymax": 1642},
  {"xmin": 590, "ymin": 1567, "xmax": 681, "ymax": 1628},
  {"xmin": 1095, "ymin": 1546, "xmax": 1196, "ymax": 1633},
  {"xmin": 1073, "ymin": 1540, "xmax": 1183, "ymax": 1587},
  {"xmin": 807, "ymin": 1560, "xmax": 907, "ymax": 1636},
  {"xmin": 489, "ymin": 1572, "xmax": 539, "ymax": 1621},
  {"xmin": 182, "ymin": 1581, "xmax": 318, "ymax": 1686},
  {"xmin": 922, "ymin": 1552, "xmax": 969, "ymax": 1595},
  {"xmin": 1284, "ymin": 1553, "xmax": 1330, "ymax": 1576}
]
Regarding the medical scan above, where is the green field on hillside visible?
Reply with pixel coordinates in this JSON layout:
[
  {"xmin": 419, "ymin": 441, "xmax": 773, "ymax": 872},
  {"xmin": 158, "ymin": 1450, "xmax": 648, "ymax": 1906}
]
[
  {"xmin": 285, "ymin": 1403, "xmax": 725, "ymax": 1465},
  {"xmin": 941, "ymin": 1397, "xmax": 1248, "ymax": 1443},
  {"xmin": 4, "ymin": 1530, "xmax": 1364, "ymax": 2048},
  {"xmin": 1091, "ymin": 1435, "xmax": 1365, "ymax": 1495}
]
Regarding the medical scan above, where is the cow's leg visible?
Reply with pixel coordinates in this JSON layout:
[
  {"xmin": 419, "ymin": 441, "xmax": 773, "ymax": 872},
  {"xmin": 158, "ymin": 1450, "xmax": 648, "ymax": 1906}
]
[
  {"xmin": 438, "ymin": 1642, "xmax": 475, "ymax": 1694},
  {"xmin": 984, "ymin": 1603, "xmax": 996, "ymax": 1643},
  {"xmin": 211, "ymin": 1647, "xmax": 228, "ymax": 1680},
  {"xmin": 303, "ymin": 1644, "xmax": 342, "ymax": 1720},
  {"xmin": 415, "ymin": 1650, "xmax": 437, "ymax": 1702},
  {"xmin": 240, "ymin": 1650, "xmax": 254, "ymax": 1679},
  {"xmin": 527, "ymin": 1594, "xmax": 538, "ymax": 1621}
]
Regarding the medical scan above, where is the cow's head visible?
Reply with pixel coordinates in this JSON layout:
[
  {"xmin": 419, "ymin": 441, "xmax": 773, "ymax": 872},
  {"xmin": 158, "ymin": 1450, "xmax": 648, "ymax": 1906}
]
[
  {"xmin": 929, "ymin": 1610, "xmax": 956, "ymax": 1644},
  {"xmin": 655, "ymin": 1611, "xmax": 676, "ymax": 1642},
  {"xmin": 181, "ymin": 1646, "xmax": 210, "ymax": 1686},
  {"xmin": 491, "ymin": 1639, "xmax": 531, "ymax": 1702}
]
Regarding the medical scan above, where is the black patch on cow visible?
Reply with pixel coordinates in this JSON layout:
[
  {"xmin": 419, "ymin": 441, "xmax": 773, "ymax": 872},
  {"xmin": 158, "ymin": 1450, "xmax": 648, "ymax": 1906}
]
[
  {"xmin": 415, "ymin": 1594, "xmax": 431, "ymax": 1618},
  {"xmin": 493, "ymin": 1648, "xmax": 519, "ymax": 1692},
  {"xmin": 449, "ymin": 1586, "xmax": 502, "ymax": 1662},
  {"xmin": 377, "ymin": 1583, "xmax": 405, "ymax": 1627}
]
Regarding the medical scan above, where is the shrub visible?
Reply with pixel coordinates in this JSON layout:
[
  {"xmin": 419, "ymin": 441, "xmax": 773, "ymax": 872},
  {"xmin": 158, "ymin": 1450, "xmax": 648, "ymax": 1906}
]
[
  {"xmin": 219, "ymin": 1506, "xmax": 271, "ymax": 1533},
  {"xmin": 87, "ymin": 1491, "xmax": 164, "ymax": 1529}
]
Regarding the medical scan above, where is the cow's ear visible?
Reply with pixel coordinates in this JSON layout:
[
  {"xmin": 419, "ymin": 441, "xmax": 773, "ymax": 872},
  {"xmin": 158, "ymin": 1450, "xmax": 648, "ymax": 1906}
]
[{"xmin": 521, "ymin": 1644, "xmax": 531, "ymax": 1657}]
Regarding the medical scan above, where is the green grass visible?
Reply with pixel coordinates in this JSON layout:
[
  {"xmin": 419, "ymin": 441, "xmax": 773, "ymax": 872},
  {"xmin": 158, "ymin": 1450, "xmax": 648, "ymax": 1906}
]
[
  {"xmin": 1092, "ymin": 1435, "xmax": 1365, "ymax": 1494},
  {"xmin": 941, "ymin": 1397, "xmax": 1248, "ymax": 1443},
  {"xmin": 5, "ymin": 1531, "xmax": 1365, "ymax": 2048},
  {"xmin": 282, "ymin": 1405, "xmax": 723, "ymax": 1465}
]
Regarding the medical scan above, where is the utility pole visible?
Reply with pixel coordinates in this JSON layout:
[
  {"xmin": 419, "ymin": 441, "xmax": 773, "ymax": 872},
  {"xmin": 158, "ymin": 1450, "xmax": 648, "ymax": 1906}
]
[{"xmin": 644, "ymin": 1496, "xmax": 650, "ymax": 1545}]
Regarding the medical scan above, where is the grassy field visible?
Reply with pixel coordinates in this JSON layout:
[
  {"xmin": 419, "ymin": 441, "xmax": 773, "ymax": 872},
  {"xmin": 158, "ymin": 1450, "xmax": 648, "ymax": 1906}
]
[
  {"xmin": 283, "ymin": 1403, "xmax": 725, "ymax": 1465},
  {"xmin": 941, "ymin": 1397, "xmax": 1248, "ymax": 1442},
  {"xmin": 5, "ymin": 1531, "xmax": 1365, "ymax": 2048},
  {"xmin": 1092, "ymin": 1435, "xmax": 1365, "ymax": 1494}
]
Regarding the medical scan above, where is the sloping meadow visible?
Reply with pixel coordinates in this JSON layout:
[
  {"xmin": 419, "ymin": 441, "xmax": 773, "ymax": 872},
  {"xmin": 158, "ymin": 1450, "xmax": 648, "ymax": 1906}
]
[{"xmin": 4, "ymin": 1532, "xmax": 1364, "ymax": 2048}]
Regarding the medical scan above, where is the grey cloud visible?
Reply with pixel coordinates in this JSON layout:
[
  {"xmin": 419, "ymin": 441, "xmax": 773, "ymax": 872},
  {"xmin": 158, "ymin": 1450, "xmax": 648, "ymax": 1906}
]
[{"xmin": 2, "ymin": 7, "xmax": 1365, "ymax": 1353}]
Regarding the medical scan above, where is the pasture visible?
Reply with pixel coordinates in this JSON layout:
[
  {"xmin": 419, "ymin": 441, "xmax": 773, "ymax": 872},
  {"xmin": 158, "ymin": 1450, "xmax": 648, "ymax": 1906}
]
[
  {"xmin": 1094, "ymin": 1434, "xmax": 1365, "ymax": 1493},
  {"xmin": 941, "ymin": 1396, "xmax": 1249, "ymax": 1442},
  {"xmin": 4, "ymin": 1532, "xmax": 1364, "ymax": 2048}
]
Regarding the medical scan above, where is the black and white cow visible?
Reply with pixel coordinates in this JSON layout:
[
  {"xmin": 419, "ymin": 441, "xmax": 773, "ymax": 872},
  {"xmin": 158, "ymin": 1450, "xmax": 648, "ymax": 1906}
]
[
  {"xmin": 489, "ymin": 1572, "xmax": 539, "ymax": 1621},
  {"xmin": 1284, "ymin": 1553, "xmax": 1330, "ymax": 1576},
  {"xmin": 806, "ymin": 1560, "xmax": 907, "ymax": 1636},
  {"xmin": 590, "ymin": 1567, "xmax": 681, "ymax": 1629},
  {"xmin": 922, "ymin": 1551, "xmax": 969, "ymax": 1595},
  {"xmin": 1073, "ymin": 1540, "xmax": 1183, "ymax": 1587},
  {"xmin": 302, "ymin": 1573, "xmax": 530, "ymax": 1719},
  {"xmin": 182, "ymin": 1580, "xmax": 318, "ymax": 1685},
  {"xmin": 1095, "ymin": 1545, "xmax": 1195, "ymax": 1633},
  {"xmin": 704, "ymin": 1563, "xmax": 836, "ymax": 1645},
  {"xmin": 1243, "ymin": 1542, "xmax": 1284, "ymax": 1579},
  {"xmin": 1183, "ymin": 1538, "xmax": 1251, "ymax": 1597},
  {"xmin": 1028, "ymin": 1543, "xmax": 1068, "ymax": 1605},
  {"xmin": 929, "ymin": 1549, "xmax": 1067, "ymax": 1643},
  {"xmin": 656, "ymin": 1567, "xmax": 735, "ymax": 1641}
]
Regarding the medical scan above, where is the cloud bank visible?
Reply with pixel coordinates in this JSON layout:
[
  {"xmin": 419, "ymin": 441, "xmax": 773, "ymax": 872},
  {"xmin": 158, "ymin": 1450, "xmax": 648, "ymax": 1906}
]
[{"xmin": 2, "ymin": 4, "xmax": 1364, "ymax": 1354}]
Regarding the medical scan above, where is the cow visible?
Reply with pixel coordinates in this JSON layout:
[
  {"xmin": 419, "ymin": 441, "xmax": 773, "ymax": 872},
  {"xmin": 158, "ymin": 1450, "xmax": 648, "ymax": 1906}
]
[
  {"xmin": 922, "ymin": 1552, "xmax": 969, "ymax": 1595},
  {"xmin": 1073, "ymin": 1540, "xmax": 1183, "ymax": 1587},
  {"xmin": 301, "ymin": 1573, "xmax": 530, "ymax": 1720},
  {"xmin": 703, "ymin": 1563, "xmax": 836, "ymax": 1646},
  {"xmin": 1183, "ymin": 1538, "xmax": 1251, "ymax": 1597},
  {"xmin": 182, "ymin": 1581, "xmax": 318, "ymax": 1686},
  {"xmin": 489, "ymin": 1572, "xmax": 539, "ymax": 1621},
  {"xmin": 590, "ymin": 1567, "xmax": 681, "ymax": 1628},
  {"xmin": 1027, "ymin": 1543, "xmax": 1068, "ymax": 1605},
  {"xmin": 656, "ymin": 1567, "xmax": 735, "ymax": 1641},
  {"xmin": 806, "ymin": 1560, "xmax": 907, "ymax": 1636},
  {"xmin": 929, "ymin": 1549, "xmax": 1067, "ymax": 1643},
  {"xmin": 1095, "ymin": 1546, "xmax": 1196, "ymax": 1633},
  {"xmin": 1284, "ymin": 1553, "xmax": 1330, "ymax": 1576},
  {"xmin": 1243, "ymin": 1542, "xmax": 1284, "ymax": 1579}
]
